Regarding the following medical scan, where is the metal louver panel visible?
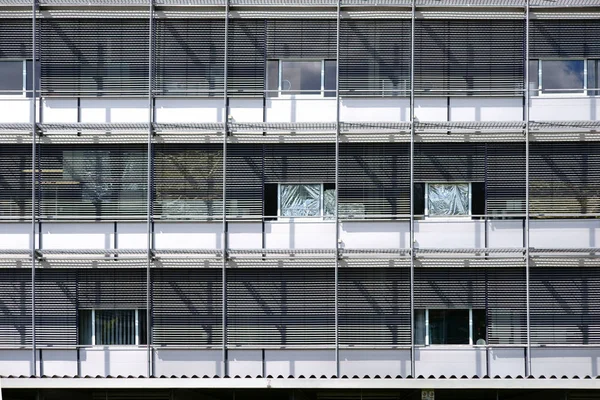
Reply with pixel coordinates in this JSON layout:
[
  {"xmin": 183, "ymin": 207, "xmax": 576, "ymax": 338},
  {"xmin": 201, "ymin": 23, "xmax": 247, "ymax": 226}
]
[
  {"xmin": 530, "ymin": 142, "xmax": 600, "ymax": 215},
  {"xmin": 0, "ymin": 269, "xmax": 31, "ymax": 346},
  {"xmin": 531, "ymin": 267, "xmax": 600, "ymax": 345},
  {"xmin": 530, "ymin": 20, "xmax": 600, "ymax": 58},
  {"xmin": 36, "ymin": 269, "xmax": 76, "ymax": 346},
  {"xmin": 339, "ymin": 143, "xmax": 410, "ymax": 217},
  {"xmin": 339, "ymin": 20, "xmax": 411, "ymax": 97},
  {"xmin": 227, "ymin": 268, "xmax": 335, "ymax": 346},
  {"xmin": 227, "ymin": 20, "xmax": 265, "ymax": 97},
  {"xmin": 414, "ymin": 143, "xmax": 485, "ymax": 182},
  {"xmin": 486, "ymin": 143, "xmax": 526, "ymax": 216},
  {"xmin": 415, "ymin": 267, "xmax": 526, "ymax": 345},
  {"xmin": 264, "ymin": 143, "xmax": 335, "ymax": 184},
  {"xmin": 266, "ymin": 20, "xmax": 336, "ymax": 59},
  {"xmin": 0, "ymin": 19, "xmax": 32, "ymax": 59},
  {"xmin": 227, "ymin": 144, "xmax": 263, "ymax": 218},
  {"xmin": 155, "ymin": 19, "xmax": 225, "ymax": 97},
  {"xmin": 154, "ymin": 144, "xmax": 223, "ymax": 219},
  {"xmin": 0, "ymin": 144, "xmax": 32, "ymax": 218},
  {"xmin": 414, "ymin": 20, "xmax": 524, "ymax": 96},
  {"xmin": 38, "ymin": 145, "xmax": 147, "ymax": 219},
  {"xmin": 339, "ymin": 268, "xmax": 410, "ymax": 346},
  {"xmin": 77, "ymin": 269, "xmax": 146, "ymax": 309},
  {"xmin": 40, "ymin": 19, "xmax": 149, "ymax": 96},
  {"xmin": 152, "ymin": 269, "xmax": 222, "ymax": 346}
]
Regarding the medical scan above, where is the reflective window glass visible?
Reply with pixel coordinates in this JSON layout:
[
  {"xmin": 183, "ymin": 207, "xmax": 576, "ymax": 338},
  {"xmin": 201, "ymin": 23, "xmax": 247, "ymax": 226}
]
[
  {"xmin": 541, "ymin": 60, "xmax": 584, "ymax": 94},
  {"xmin": 281, "ymin": 61, "xmax": 321, "ymax": 95}
]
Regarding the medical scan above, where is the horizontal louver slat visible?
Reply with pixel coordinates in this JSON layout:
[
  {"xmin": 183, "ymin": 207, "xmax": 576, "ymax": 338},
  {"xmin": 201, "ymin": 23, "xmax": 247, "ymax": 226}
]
[
  {"xmin": 0, "ymin": 19, "xmax": 32, "ymax": 59},
  {"xmin": 486, "ymin": 143, "xmax": 526, "ymax": 215},
  {"xmin": 227, "ymin": 20, "xmax": 265, "ymax": 97},
  {"xmin": 0, "ymin": 144, "xmax": 32, "ymax": 218},
  {"xmin": 36, "ymin": 269, "xmax": 77, "ymax": 346},
  {"xmin": 414, "ymin": 143, "xmax": 486, "ymax": 182},
  {"xmin": 266, "ymin": 20, "xmax": 336, "ymax": 60},
  {"xmin": 264, "ymin": 143, "xmax": 335, "ymax": 184},
  {"xmin": 530, "ymin": 20, "xmax": 600, "ymax": 58},
  {"xmin": 0, "ymin": 269, "xmax": 31, "ymax": 346},
  {"xmin": 78, "ymin": 269, "xmax": 146, "ymax": 309},
  {"xmin": 227, "ymin": 144, "xmax": 263, "ymax": 218}
]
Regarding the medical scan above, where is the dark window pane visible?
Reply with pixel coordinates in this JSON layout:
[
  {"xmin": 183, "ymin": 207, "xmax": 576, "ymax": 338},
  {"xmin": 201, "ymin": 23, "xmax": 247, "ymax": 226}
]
[
  {"xmin": 78, "ymin": 310, "xmax": 92, "ymax": 345},
  {"xmin": 473, "ymin": 309, "xmax": 487, "ymax": 345},
  {"xmin": 281, "ymin": 61, "xmax": 321, "ymax": 95},
  {"xmin": 25, "ymin": 60, "xmax": 40, "ymax": 98},
  {"xmin": 138, "ymin": 309, "xmax": 147, "ymax": 345},
  {"xmin": 429, "ymin": 309, "xmax": 469, "ymax": 345},
  {"xmin": 324, "ymin": 60, "xmax": 337, "ymax": 98},
  {"xmin": 0, "ymin": 61, "xmax": 23, "ymax": 95},
  {"xmin": 264, "ymin": 183, "xmax": 278, "ymax": 221},
  {"xmin": 528, "ymin": 60, "xmax": 539, "ymax": 96},
  {"xmin": 414, "ymin": 309, "xmax": 426, "ymax": 345},
  {"xmin": 541, "ymin": 60, "xmax": 584, "ymax": 94},
  {"xmin": 267, "ymin": 60, "xmax": 279, "ymax": 98},
  {"xmin": 588, "ymin": 60, "xmax": 599, "ymax": 97}
]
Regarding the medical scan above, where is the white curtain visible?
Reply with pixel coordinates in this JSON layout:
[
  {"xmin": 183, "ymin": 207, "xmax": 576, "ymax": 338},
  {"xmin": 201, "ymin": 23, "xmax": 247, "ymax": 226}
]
[{"xmin": 95, "ymin": 310, "xmax": 136, "ymax": 345}]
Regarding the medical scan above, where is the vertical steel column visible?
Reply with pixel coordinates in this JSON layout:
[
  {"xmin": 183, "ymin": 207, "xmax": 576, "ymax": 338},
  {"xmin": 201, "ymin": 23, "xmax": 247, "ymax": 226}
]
[
  {"xmin": 30, "ymin": 0, "xmax": 37, "ymax": 377},
  {"xmin": 146, "ymin": 0, "xmax": 155, "ymax": 378},
  {"xmin": 524, "ymin": 0, "xmax": 532, "ymax": 377},
  {"xmin": 409, "ymin": 0, "xmax": 416, "ymax": 377},
  {"xmin": 334, "ymin": 0, "xmax": 341, "ymax": 377},
  {"xmin": 222, "ymin": 0, "xmax": 230, "ymax": 377}
]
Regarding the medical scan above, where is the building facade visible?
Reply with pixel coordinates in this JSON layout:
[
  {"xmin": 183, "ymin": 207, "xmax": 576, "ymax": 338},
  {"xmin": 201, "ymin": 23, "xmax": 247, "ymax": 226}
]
[{"xmin": 0, "ymin": 0, "xmax": 600, "ymax": 398}]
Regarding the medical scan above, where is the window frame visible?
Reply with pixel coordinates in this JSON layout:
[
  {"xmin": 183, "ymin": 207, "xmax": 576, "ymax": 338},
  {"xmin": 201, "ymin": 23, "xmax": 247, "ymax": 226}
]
[
  {"xmin": 0, "ymin": 60, "xmax": 28, "ymax": 99},
  {"xmin": 424, "ymin": 182, "xmax": 472, "ymax": 219},
  {"xmin": 530, "ymin": 58, "xmax": 592, "ymax": 97},
  {"xmin": 267, "ymin": 59, "xmax": 336, "ymax": 98},
  {"xmin": 78, "ymin": 308, "xmax": 146, "ymax": 347},
  {"xmin": 416, "ymin": 308, "xmax": 486, "ymax": 346}
]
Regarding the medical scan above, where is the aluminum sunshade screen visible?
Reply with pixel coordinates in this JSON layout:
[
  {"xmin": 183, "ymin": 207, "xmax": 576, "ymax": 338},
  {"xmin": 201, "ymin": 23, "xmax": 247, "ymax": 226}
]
[
  {"xmin": 40, "ymin": 19, "xmax": 149, "ymax": 96},
  {"xmin": 530, "ymin": 20, "xmax": 600, "ymax": 58},
  {"xmin": 227, "ymin": 268, "xmax": 335, "ymax": 346},
  {"xmin": 36, "ymin": 269, "xmax": 77, "ymax": 346},
  {"xmin": 38, "ymin": 145, "xmax": 147, "ymax": 218},
  {"xmin": 339, "ymin": 20, "xmax": 411, "ymax": 97},
  {"xmin": 266, "ymin": 20, "xmax": 336, "ymax": 59},
  {"xmin": 339, "ymin": 143, "xmax": 410, "ymax": 218},
  {"xmin": 0, "ymin": 144, "xmax": 32, "ymax": 218},
  {"xmin": 530, "ymin": 142, "xmax": 600, "ymax": 215},
  {"xmin": 415, "ymin": 267, "xmax": 527, "ymax": 344},
  {"xmin": 339, "ymin": 268, "xmax": 410, "ymax": 346},
  {"xmin": 414, "ymin": 20, "xmax": 524, "ymax": 96},
  {"xmin": 152, "ymin": 269, "xmax": 222, "ymax": 346},
  {"xmin": 155, "ymin": 19, "xmax": 225, "ymax": 97},
  {"xmin": 0, "ymin": 269, "xmax": 31, "ymax": 346},
  {"xmin": 227, "ymin": 144, "xmax": 263, "ymax": 218},
  {"xmin": 0, "ymin": 19, "xmax": 32, "ymax": 58},
  {"xmin": 531, "ymin": 267, "xmax": 600, "ymax": 345},
  {"xmin": 227, "ymin": 20, "xmax": 265, "ymax": 97},
  {"xmin": 77, "ymin": 269, "xmax": 146, "ymax": 309},
  {"xmin": 154, "ymin": 144, "xmax": 223, "ymax": 219}
]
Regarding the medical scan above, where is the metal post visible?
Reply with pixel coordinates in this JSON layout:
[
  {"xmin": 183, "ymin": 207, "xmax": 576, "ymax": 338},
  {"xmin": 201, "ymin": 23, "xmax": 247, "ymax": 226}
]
[
  {"xmin": 334, "ymin": 0, "xmax": 341, "ymax": 377},
  {"xmin": 222, "ymin": 0, "xmax": 230, "ymax": 377},
  {"xmin": 409, "ymin": 0, "xmax": 416, "ymax": 378},
  {"xmin": 524, "ymin": 0, "xmax": 532, "ymax": 377},
  {"xmin": 146, "ymin": 0, "xmax": 154, "ymax": 378},
  {"xmin": 31, "ymin": 0, "xmax": 37, "ymax": 377}
]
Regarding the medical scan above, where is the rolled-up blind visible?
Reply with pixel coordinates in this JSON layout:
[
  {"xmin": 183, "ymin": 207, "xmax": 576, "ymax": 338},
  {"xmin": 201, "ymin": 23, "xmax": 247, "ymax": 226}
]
[
  {"xmin": 415, "ymin": 19, "xmax": 524, "ymax": 96},
  {"xmin": 155, "ymin": 19, "xmax": 225, "ymax": 97},
  {"xmin": 0, "ymin": 144, "xmax": 32, "ymax": 218},
  {"xmin": 78, "ymin": 269, "xmax": 146, "ymax": 309},
  {"xmin": 40, "ymin": 19, "xmax": 149, "ymax": 96},
  {"xmin": 530, "ymin": 20, "xmax": 600, "ymax": 58},
  {"xmin": 0, "ymin": 269, "xmax": 31, "ymax": 346},
  {"xmin": 0, "ymin": 19, "xmax": 32, "ymax": 59},
  {"xmin": 227, "ymin": 268, "xmax": 335, "ymax": 346},
  {"xmin": 227, "ymin": 20, "xmax": 265, "ymax": 97},
  {"xmin": 36, "ymin": 269, "xmax": 77, "ymax": 346},
  {"xmin": 152, "ymin": 269, "xmax": 222, "ymax": 346},
  {"xmin": 340, "ymin": 20, "xmax": 411, "ymax": 97}
]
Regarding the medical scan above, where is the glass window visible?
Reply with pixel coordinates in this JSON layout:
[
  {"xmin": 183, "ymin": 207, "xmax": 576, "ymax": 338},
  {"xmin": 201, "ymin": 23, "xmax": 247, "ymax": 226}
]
[
  {"xmin": 588, "ymin": 59, "xmax": 599, "ymax": 96},
  {"xmin": 414, "ymin": 309, "xmax": 486, "ymax": 345},
  {"xmin": 281, "ymin": 61, "xmax": 322, "ymax": 95},
  {"xmin": 79, "ymin": 309, "xmax": 147, "ymax": 346},
  {"xmin": 426, "ymin": 183, "xmax": 471, "ymax": 217},
  {"xmin": 0, "ymin": 61, "xmax": 24, "ymax": 96},
  {"xmin": 541, "ymin": 60, "xmax": 584, "ymax": 94},
  {"xmin": 324, "ymin": 60, "xmax": 337, "ymax": 98},
  {"xmin": 528, "ymin": 60, "xmax": 539, "ymax": 96},
  {"xmin": 267, "ymin": 60, "xmax": 279, "ymax": 98},
  {"xmin": 279, "ymin": 183, "xmax": 336, "ymax": 218}
]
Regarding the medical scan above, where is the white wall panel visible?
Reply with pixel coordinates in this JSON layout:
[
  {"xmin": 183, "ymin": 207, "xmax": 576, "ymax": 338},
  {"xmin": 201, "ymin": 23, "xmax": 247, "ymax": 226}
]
[
  {"xmin": 529, "ymin": 97, "xmax": 597, "ymax": 121},
  {"xmin": 488, "ymin": 348, "xmax": 525, "ymax": 377},
  {"xmin": 0, "ymin": 223, "xmax": 31, "ymax": 250},
  {"xmin": 154, "ymin": 349, "xmax": 222, "ymax": 377},
  {"xmin": 155, "ymin": 98, "xmax": 224, "ymax": 123},
  {"xmin": 415, "ymin": 220, "xmax": 485, "ymax": 249},
  {"xmin": 228, "ymin": 349, "xmax": 262, "ymax": 377},
  {"xmin": 79, "ymin": 348, "xmax": 147, "ymax": 377},
  {"xmin": 154, "ymin": 222, "xmax": 222, "ymax": 250},
  {"xmin": 265, "ymin": 221, "xmax": 336, "ymax": 249},
  {"xmin": 450, "ymin": 97, "xmax": 522, "ymax": 121},
  {"xmin": 0, "ymin": 99, "xmax": 31, "ymax": 123},
  {"xmin": 531, "ymin": 348, "xmax": 600, "ymax": 378},
  {"xmin": 416, "ymin": 347, "xmax": 487, "ymax": 377},
  {"xmin": 40, "ymin": 349, "xmax": 78, "ymax": 377},
  {"xmin": 0, "ymin": 349, "xmax": 32, "ymax": 376},
  {"xmin": 414, "ymin": 97, "xmax": 447, "ymax": 122},
  {"xmin": 228, "ymin": 222, "xmax": 262, "ymax": 250},
  {"xmin": 264, "ymin": 349, "xmax": 336, "ymax": 377},
  {"xmin": 340, "ymin": 98, "xmax": 409, "ymax": 123},
  {"xmin": 265, "ymin": 98, "xmax": 336, "ymax": 123},
  {"xmin": 340, "ymin": 349, "xmax": 411, "ymax": 377},
  {"xmin": 488, "ymin": 220, "xmax": 524, "ymax": 248},
  {"xmin": 80, "ymin": 98, "xmax": 147, "ymax": 123},
  {"xmin": 229, "ymin": 98, "xmax": 263, "ymax": 123},
  {"xmin": 40, "ymin": 223, "xmax": 113, "ymax": 250},
  {"xmin": 115, "ymin": 223, "xmax": 147, "ymax": 250},
  {"xmin": 530, "ymin": 219, "xmax": 600, "ymax": 249},
  {"xmin": 41, "ymin": 98, "xmax": 78, "ymax": 123},
  {"xmin": 340, "ymin": 221, "xmax": 409, "ymax": 249}
]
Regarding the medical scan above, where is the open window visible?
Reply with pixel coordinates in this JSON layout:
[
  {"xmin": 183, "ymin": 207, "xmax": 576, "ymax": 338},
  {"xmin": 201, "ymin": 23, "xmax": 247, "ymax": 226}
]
[
  {"xmin": 267, "ymin": 60, "xmax": 337, "ymax": 97},
  {"xmin": 415, "ymin": 309, "xmax": 486, "ymax": 345},
  {"xmin": 79, "ymin": 309, "xmax": 147, "ymax": 346}
]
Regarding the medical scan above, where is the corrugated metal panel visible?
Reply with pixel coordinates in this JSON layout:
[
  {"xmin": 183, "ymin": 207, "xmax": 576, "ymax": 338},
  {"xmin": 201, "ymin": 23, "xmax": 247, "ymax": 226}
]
[
  {"xmin": 155, "ymin": 19, "xmax": 225, "ymax": 97},
  {"xmin": 339, "ymin": 268, "xmax": 410, "ymax": 346},
  {"xmin": 531, "ymin": 267, "xmax": 600, "ymax": 345},
  {"xmin": 530, "ymin": 20, "xmax": 600, "ymax": 58},
  {"xmin": 40, "ymin": 19, "xmax": 149, "ymax": 96},
  {"xmin": 77, "ymin": 268, "xmax": 146, "ymax": 309},
  {"xmin": 415, "ymin": 267, "xmax": 526, "ymax": 344},
  {"xmin": 0, "ymin": 144, "xmax": 32, "ymax": 218},
  {"xmin": 38, "ymin": 145, "xmax": 147, "ymax": 219},
  {"xmin": 414, "ymin": 19, "xmax": 524, "ymax": 96},
  {"xmin": 154, "ymin": 144, "xmax": 223, "ymax": 219},
  {"xmin": 0, "ymin": 269, "xmax": 31, "ymax": 346},
  {"xmin": 0, "ymin": 19, "xmax": 32, "ymax": 58},
  {"xmin": 36, "ymin": 269, "xmax": 77, "ymax": 346},
  {"xmin": 339, "ymin": 20, "xmax": 411, "ymax": 97},
  {"xmin": 266, "ymin": 19, "xmax": 337, "ymax": 59},
  {"xmin": 227, "ymin": 268, "xmax": 335, "ymax": 346},
  {"xmin": 227, "ymin": 19, "xmax": 265, "ymax": 97},
  {"xmin": 339, "ymin": 143, "xmax": 410, "ymax": 217},
  {"xmin": 152, "ymin": 269, "xmax": 222, "ymax": 346},
  {"xmin": 530, "ymin": 142, "xmax": 600, "ymax": 215}
]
